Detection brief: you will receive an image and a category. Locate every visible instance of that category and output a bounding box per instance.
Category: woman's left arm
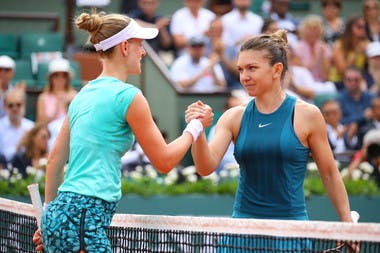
[304,104,353,222]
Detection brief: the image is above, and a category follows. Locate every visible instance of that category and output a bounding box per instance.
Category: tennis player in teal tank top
[34,11,213,253]
[186,30,358,252]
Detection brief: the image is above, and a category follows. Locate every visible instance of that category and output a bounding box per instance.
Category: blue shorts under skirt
[41,191,117,253]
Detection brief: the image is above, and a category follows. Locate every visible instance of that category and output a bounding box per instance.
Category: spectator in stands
[129,0,172,53]
[221,0,263,47]
[0,88,34,163]
[36,58,77,124]
[366,142,380,185]
[268,0,298,34]
[362,0,380,42]
[261,18,280,34]
[347,128,380,180]
[170,0,216,56]
[208,0,233,17]
[367,41,380,94]
[284,45,336,103]
[205,17,242,90]
[330,16,369,90]
[11,123,50,178]
[321,99,358,163]
[0,55,25,118]
[294,14,332,82]
[170,35,226,93]
[320,0,345,47]
[336,67,374,138]
[357,96,380,148]
[207,93,243,173]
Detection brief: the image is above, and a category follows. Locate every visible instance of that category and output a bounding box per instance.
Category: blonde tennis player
[32,10,213,253]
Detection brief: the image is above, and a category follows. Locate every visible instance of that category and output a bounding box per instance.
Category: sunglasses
[7,102,22,109]
[345,77,361,82]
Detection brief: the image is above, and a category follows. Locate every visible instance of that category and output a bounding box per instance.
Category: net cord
[1,197,379,242]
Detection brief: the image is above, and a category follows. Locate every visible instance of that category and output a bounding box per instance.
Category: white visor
[94,19,158,51]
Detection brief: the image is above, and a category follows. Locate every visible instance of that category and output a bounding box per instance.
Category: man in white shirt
[170,36,226,93]
[221,0,263,47]
[0,88,34,162]
[170,0,216,55]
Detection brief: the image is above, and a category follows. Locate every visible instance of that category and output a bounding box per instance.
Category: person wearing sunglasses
[0,88,34,165]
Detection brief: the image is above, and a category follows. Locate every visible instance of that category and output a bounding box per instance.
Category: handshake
[183,100,214,142]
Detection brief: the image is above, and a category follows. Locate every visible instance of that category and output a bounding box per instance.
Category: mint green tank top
[58,77,140,202]
[233,95,310,219]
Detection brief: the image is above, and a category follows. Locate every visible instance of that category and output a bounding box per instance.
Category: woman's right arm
[44,116,70,203]
[126,93,213,174]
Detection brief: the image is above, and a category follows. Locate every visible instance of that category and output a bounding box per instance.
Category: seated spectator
[170,0,216,56]
[0,88,34,163]
[0,153,6,170]
[208,0,233,17]
[366,41,380,94]
[261,18,280,34]
[221,0,263,47]
[357,96,380,148]
[11,123,50,178]
[268,0,299,34]
[170,36,226,93]
[36,58,77,124]
[207,93,243,173]
[337,67,374,126]
[320,0,345,47]
[366,142,380,185]
[321,99,358,163]
[205,17,242,90]
[294,14,332,82]
[121,141,151,172]
[362,0,380,42]
[330,16,369,90]
[129,0,173,53]
[284,46,336,103]
[0,55,25,118]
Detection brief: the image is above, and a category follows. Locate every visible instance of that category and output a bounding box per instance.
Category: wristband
[183,119,203,142]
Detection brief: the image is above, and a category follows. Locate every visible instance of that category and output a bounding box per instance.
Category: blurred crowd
[1,0,380,184]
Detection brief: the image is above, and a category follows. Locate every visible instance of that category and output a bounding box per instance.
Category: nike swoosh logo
[258,123,271,128]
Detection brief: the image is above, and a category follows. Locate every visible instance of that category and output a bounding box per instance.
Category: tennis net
[1,196,380,253]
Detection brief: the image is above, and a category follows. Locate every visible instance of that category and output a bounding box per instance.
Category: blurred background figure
[367,41,380,94]
[268,0,298,34]
[0,55,25,118]
[129,0,173,58]
[205,17,242,90]
[208,0,233,17]
[321,99,358,164]
[221,0,263,47]
[36,58,77,124]
[362,0,380,42]
[170,0,216,56]
[294,14,332,82]
[0,88,34,164]
[330,16,369,90]
[261,18,280,34]
[320,0,344,47]
[170,35,226,93]
[11,123,50,178]
[357,96,380,148]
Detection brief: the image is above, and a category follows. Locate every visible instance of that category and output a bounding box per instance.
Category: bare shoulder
[295,99,322,119]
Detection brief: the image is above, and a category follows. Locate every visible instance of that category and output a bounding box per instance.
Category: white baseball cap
[94,19,158,51]
[367,42,380,58]
[0,55,15,69]
[48,58,71,74]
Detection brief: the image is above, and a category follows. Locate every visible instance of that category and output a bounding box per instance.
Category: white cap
[48,58,70,74]
[0,55,15,69]
[367,42,380,58]
[94,19,158,51]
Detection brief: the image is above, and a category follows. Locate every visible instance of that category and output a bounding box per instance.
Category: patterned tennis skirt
[41,191,117,253]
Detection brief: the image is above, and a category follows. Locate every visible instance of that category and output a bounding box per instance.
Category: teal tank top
[233,95,310,219]
[58,77,140,202]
